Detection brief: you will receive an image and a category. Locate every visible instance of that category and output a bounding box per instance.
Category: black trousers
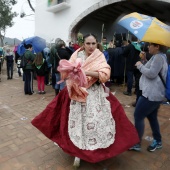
[24,70,33,94]
[7,62,13,78]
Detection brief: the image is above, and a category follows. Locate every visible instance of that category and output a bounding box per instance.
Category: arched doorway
[69,0,170,43]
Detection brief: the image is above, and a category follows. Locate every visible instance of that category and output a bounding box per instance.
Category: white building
[35,0,170,44]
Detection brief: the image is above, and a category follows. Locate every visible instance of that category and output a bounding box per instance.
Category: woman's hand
[139,51,146,60]
[135,61,142,67]
[85,71,99,78]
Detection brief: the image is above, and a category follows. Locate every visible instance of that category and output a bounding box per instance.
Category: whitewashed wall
[35,0,126,44]
[35,0,101,43]
[35,0,170,44]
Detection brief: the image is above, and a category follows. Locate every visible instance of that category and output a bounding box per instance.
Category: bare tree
[27,0,35,12]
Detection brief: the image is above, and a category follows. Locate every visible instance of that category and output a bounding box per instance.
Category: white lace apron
[68,52,116,150]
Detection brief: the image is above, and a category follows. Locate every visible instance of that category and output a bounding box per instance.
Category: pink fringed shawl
[58,48,111,102]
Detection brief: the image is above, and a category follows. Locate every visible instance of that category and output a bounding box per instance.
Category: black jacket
[34,60,48,76]
[123,44,140,71]
[54,48,71,73]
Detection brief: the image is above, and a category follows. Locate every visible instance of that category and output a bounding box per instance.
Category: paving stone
[0,65,170,170]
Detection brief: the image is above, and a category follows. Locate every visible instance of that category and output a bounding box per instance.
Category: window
[48,0,66,7]
[47,0,70,13]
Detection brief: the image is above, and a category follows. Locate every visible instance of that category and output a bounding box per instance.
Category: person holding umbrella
[118,12,169,152]
[129,43,168,152]
[23,44,35,95]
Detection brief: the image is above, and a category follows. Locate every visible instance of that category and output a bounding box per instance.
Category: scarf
[58,48,110,102]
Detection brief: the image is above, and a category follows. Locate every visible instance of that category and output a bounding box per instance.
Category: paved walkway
[0,64,170,170]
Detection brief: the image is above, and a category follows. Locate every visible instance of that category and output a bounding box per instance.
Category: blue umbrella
[17,36,46,56]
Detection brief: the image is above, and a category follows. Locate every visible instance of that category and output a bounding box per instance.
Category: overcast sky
[5,0,35,41]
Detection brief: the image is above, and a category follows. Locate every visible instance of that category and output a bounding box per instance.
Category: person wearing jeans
[129,43,168,152]
[52,40,71,96]
[134,96,161,142]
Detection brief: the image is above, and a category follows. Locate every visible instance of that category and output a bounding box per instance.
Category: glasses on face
[85,42,96,45]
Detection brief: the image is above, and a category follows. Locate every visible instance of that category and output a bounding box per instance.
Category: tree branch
[27,0,35,12]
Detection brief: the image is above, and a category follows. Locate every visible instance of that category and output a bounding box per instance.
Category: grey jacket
[137,53,168,101]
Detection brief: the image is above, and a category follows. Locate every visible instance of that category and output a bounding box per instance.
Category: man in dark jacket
[123,39,140,96]
[23,44,35,95]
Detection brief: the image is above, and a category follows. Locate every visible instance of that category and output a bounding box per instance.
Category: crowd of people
[0,33,169,168]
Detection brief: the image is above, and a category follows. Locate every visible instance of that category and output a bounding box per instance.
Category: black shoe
[55,89,59,96]
[41,91,46,94]
[123,91,132,96]
[132,102,136,107]
[7,77,10,80]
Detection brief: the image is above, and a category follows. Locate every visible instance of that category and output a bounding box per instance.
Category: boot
[55,89,59,96]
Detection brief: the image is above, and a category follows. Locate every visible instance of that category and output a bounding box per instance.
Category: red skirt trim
[31,88,139,163]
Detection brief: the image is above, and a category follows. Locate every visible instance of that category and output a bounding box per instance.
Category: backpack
[159,55,170,102]
[166,65,170,101]
[18,55,28,68]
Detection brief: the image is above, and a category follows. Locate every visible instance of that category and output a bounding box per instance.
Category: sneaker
[147,139,162,152]
[41,91,46,94]
[129,144,141,151]
[38,91,41,94]
[123,91,132,96]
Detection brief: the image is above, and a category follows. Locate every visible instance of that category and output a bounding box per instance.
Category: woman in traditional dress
[31,34,139,168]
